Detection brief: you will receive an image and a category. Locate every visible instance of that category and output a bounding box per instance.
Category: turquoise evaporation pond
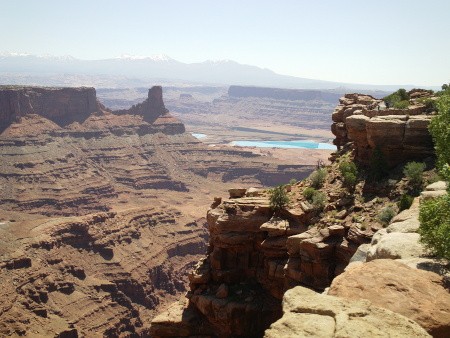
[191,133,207,139]
[231,140,336,150]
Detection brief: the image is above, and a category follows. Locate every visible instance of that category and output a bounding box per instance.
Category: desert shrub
[343,172,357,188]
[339,159,358,189]
[429,92,450,171]
[303,187,326,210]
[378,206,396,225]
[309,168,327,189]
[418,97,437,113]
[369,145,389,180]
[398,194,414,211]
[311,191,327,211]
[269,185,290,212]
[289,178,297,185]
[393,100,409,109]
[303,187,316,201]
[403,161,426,188]
[383,88,410,108]
[419,193,450,259]
[418,89,450,259]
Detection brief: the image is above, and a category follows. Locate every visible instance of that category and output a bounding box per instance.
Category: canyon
[151,90,449,337]
[0,85,321,337]
[1,85,448,337]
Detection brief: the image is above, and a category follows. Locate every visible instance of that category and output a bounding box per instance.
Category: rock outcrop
[114,86,174,125]
[265,286,431,338]
[329,181,450,337]
[329,260,450,338]
[0,86,99,132]
[150,180,384,336]
[151,155,449,336]
[331,91,434,166]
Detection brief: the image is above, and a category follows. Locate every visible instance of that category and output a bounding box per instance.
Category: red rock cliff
[0,86,99,132]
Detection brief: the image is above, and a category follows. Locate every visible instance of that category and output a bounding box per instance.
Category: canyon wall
[0,85,317,336]
[228,85,342,103]
[0,86,99,132]
[151,89,448,337]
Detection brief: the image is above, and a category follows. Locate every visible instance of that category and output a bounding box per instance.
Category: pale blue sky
[1,0,449,86]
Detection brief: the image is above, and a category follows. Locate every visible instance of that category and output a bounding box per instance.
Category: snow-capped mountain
[0,52,423,91]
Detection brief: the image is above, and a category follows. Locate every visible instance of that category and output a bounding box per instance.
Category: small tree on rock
[269,185,290,213]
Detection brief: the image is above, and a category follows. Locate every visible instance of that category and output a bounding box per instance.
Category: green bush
[419,193,450,259]
[429,92,450,171]
[378,206,396,225]
[369,145,389,180]
[303,187,316,201]
[309,168,327,189]
[383,88,410,108]
[403,162,426,188]
[311,191,327,211]
[269,185,290,212]
[393,100,410,109]
[289,178,297,185]
[418,97,437,113]
[398,194,414,211]
[343,172,357,188]
[339,159,358,189]
[303,187,326,210]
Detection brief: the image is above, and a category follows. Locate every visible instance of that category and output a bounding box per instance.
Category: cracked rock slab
[264,286,430,338]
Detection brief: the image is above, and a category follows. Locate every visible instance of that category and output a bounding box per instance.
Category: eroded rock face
[331,91,434,166]
[0,209,209,337]
[0,86,319,336]
[0,86,99,132]
[265,286,430,338]
[150,191,366,336]
[0,86,315,217]
[328,260,450,338]
[114,86,175,125]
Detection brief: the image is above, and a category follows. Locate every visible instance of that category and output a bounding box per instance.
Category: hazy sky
[1,0,449,86]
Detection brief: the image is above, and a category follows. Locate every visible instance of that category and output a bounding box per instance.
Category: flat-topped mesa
[331,90,434,167]
[0,86,99,132]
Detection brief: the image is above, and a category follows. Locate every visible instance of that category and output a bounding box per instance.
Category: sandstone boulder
[367,230,426,260]
[329,260,450,338]
[260,217,289,237]
[425,181,448,191]
[228,188,247,198]
[264,285,430,338]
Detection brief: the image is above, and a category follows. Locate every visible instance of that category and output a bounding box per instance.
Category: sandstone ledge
[265,286,430,338]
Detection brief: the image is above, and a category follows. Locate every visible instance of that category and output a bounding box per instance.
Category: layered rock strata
[331,90,434,166]
[0,86,314,217]
[151,184,375,336]
[0,85,317,336]
[151,170,449,336]
[0,86,99,132]
[0,208,209,337]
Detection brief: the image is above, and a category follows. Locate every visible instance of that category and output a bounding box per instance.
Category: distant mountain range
[0,52,437,91]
